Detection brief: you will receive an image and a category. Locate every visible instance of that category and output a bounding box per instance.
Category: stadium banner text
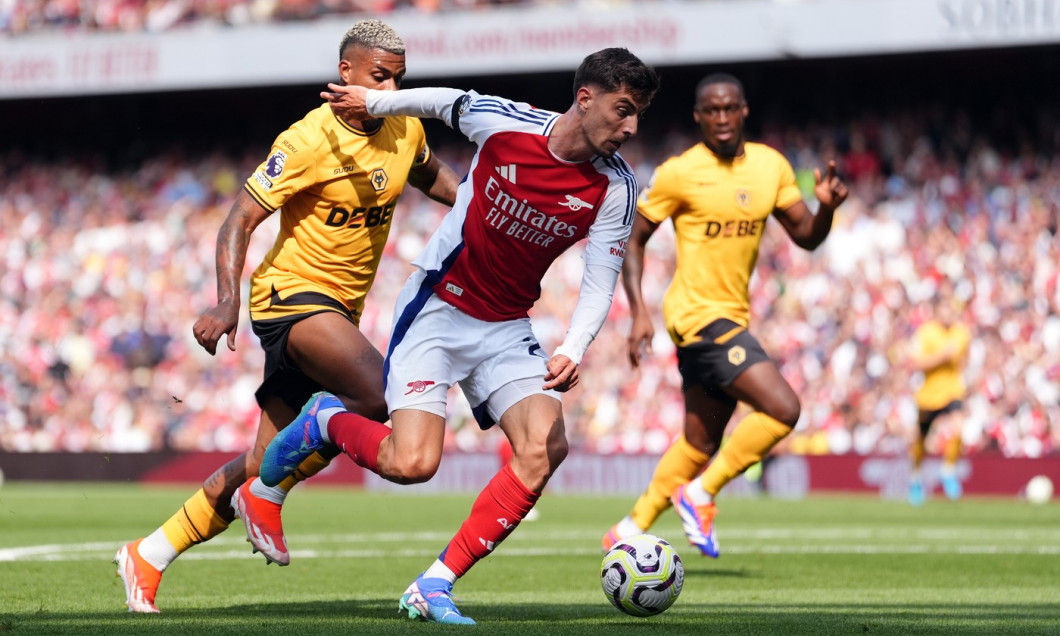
[3,0,1060,99]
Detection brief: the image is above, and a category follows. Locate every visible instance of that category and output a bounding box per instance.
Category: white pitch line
[3,527,1060,563]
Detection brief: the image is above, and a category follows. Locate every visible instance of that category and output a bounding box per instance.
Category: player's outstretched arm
[774,160,849,251]
[622,213,661,368]
[323,83,467,125]
[192,190,272,355]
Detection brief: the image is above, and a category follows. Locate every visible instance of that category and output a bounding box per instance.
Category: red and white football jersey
[414,91,636,322]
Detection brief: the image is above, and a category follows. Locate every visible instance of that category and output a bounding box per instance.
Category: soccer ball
[601,534,684,617]
[1026,475,1054,505]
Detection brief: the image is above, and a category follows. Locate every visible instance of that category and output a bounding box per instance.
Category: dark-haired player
[602,73,848,557]
[113,20,459,613]
[262,47,660,624]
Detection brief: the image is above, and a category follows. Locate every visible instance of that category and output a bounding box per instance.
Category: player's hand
[193,299,239,356]
[813,160,849,210]
[627,313,655,368]
[321,83,371,124]
[543,354,579,392]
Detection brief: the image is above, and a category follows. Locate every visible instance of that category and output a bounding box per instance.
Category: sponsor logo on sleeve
[457,94,472,116]
[265,151,287,179]
[253,171,273,190]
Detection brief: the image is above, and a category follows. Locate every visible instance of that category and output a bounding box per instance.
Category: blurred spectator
[0,0,538,33]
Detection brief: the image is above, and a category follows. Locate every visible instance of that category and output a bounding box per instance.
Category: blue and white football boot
[258,391,341,487]
[670,483,720,558]
[940,470,963,501]
[399,573,476,625]
[908,477,926,507]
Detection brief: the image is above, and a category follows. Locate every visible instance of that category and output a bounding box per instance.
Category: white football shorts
[384,269,560,429]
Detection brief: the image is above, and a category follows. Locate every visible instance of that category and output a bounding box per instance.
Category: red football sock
[325,412,389,474]
[440,463,539,577]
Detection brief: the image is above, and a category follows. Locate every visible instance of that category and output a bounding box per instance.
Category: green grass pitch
[1,482,1058,635]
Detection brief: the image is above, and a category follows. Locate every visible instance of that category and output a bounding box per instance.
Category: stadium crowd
[1,103,1058,459]
[4,0,536,34]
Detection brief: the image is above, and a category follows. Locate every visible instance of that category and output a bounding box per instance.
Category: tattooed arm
[192,190,273,355]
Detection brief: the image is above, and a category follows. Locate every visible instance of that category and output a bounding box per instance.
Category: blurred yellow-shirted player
[907,295,972,505]
[112,20,460,613]
[603,73,848,557]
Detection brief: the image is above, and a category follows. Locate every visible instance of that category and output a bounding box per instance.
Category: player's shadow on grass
[681,566,753,579]
[7,601,1060,635]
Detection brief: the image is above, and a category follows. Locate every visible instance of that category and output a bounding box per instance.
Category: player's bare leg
[669,385,737,557]
[236,312,388,562]
[404,395,565,624]
[605,387,729,550]
[232,400,296,564]
[700,360,799,492]
[286,312,388,424]
[115,452,245,612]
[938,411,964,500]
[675,362,797,556]
[909,410,931,505]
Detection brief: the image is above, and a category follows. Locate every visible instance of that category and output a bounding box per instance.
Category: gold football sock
[277,451,333,492]
[700,413,791,497]
[630,435,710,530]
[160,488,230,553]
[910,437,926,470]
[943,435,962,466]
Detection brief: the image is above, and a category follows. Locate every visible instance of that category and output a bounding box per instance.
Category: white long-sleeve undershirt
[553,261,620,366]
[366,87,467,127]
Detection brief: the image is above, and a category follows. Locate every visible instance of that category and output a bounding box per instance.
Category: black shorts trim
[918,400,963,435]
[251,290,353,411]
[676,318,770,393]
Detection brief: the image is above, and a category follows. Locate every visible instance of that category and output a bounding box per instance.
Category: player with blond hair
[113,20,459,613]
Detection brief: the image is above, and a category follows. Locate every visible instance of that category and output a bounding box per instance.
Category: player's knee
[771,397,801,428]
[509,437,566,484]
[518,435,568,478]
[386,452,439,485]
[547,435,569,468]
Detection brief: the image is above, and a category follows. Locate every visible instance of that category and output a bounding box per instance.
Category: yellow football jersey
[913,320,971,411]
[638,142,803,344]
[244,103,431,324]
